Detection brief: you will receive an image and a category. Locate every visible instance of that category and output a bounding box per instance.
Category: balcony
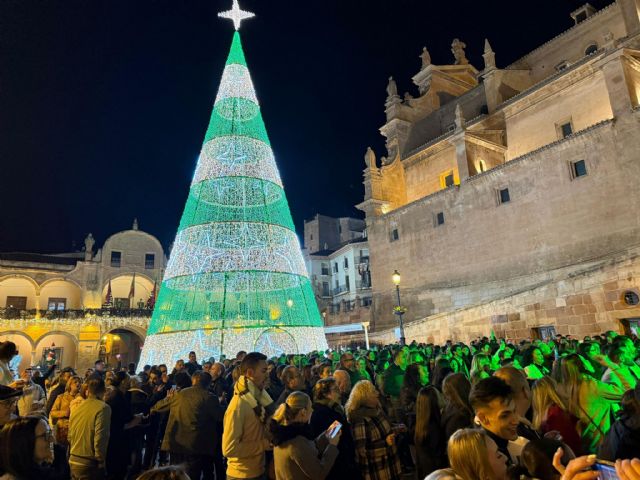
[332,285,349,296]
[356,280,371,290]
[0,307,153,320]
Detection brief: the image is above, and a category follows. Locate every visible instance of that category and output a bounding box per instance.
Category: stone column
[619,0,640,37]
[450,132,470,181]
[600,53,635,120]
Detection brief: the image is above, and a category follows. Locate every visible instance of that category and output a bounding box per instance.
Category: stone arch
[102,273,155,308]
[39,277,82,290]
[39,279,83,310]
[34,330,79,369]
[0,330,36,350]
[0,274,40,291]
[101,326,145,369]
[0,274,40,309]
[0,331,36,373]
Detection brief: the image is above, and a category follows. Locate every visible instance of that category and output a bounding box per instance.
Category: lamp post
[392,270,406,346]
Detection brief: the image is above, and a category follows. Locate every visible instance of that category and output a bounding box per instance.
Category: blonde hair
[531,376,568,430]
[345,380,377,421]
[271,391,310,426]
[448,429,495,480]
[65,376,82,394]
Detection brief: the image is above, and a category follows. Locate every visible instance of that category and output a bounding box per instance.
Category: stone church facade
[0,221,166,372]
[357,1,640,344]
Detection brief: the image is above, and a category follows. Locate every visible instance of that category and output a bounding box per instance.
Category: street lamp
[392,270,406,346]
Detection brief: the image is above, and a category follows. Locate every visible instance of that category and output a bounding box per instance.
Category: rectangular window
[391,228,399,241]
[571,160,587,178]
[560,122,573,138]
[145,253,155,269]
[322,282,330,297]
[5,296,27,310]
[110,251,122,268]
[436,212,445,226]
[344,258,349,269]
[445,173,455,187]
[48,298,66,311]
[321,263,329,276]
[345,276,350,291]
[333,262,338,273]
[499,188,510,204]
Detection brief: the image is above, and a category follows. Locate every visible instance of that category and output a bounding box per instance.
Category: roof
[308,237,368,257]
[0,252,81,266]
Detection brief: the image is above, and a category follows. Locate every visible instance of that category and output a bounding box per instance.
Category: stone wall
[368,244,640,344]
[367,113,640,332]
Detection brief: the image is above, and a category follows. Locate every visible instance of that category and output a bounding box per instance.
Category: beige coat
[222,381,272,478]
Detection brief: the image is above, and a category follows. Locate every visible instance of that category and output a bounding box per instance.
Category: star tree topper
[218,0,255,31]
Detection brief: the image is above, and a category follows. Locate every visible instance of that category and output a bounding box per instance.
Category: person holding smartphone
[269,390,341,479]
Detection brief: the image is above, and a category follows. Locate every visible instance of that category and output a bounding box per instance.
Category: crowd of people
[0,330,640,480]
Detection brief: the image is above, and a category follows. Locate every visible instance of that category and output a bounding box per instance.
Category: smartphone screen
[595,461,619,480]
[330,423,342,438]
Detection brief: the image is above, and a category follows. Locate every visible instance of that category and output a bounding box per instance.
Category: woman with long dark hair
[414,386,446,479]
[440,373,474,439]
[0,415,62,479]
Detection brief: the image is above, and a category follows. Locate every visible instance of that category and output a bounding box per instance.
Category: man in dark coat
[185,351,202,376]
[151,371,223,480]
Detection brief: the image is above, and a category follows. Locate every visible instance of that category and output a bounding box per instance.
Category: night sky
[0,0,613,253]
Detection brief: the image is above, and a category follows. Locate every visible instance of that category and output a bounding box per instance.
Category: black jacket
[151,385,223,455]
[309,402,361,480]
[440,402,473,440]
[599,419,640,462]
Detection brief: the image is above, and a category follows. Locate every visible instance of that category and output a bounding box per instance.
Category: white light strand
[214,64,258,105]
[164,223,308,280]
[193,136,283,188]
[138,326,328,365]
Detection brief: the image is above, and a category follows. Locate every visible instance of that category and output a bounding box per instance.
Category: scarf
[348,406,380,423]
[314,398,346,417]
[234,375,274,423]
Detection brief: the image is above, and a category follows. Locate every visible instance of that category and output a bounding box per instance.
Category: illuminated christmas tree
[139,1,327,366]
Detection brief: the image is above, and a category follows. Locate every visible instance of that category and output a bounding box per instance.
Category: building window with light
[48,298,66,311]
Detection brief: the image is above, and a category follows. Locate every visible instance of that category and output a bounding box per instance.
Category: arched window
[584,43,598,56]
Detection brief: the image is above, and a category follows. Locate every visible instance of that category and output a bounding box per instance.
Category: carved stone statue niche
[451,38,469,65]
